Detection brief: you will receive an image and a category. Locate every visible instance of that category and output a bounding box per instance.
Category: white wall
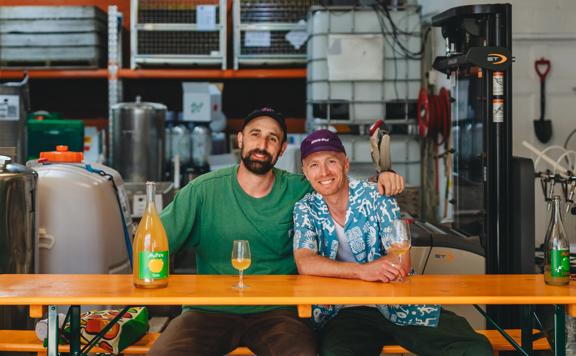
[421,0,576,244]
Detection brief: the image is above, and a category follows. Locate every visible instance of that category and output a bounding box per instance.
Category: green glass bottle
[544,196,570,286]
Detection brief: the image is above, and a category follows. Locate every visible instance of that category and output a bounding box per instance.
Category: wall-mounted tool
[534,57,552,143]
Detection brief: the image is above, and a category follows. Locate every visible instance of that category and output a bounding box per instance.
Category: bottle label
[551,249,570,278]
[139,251,169,280]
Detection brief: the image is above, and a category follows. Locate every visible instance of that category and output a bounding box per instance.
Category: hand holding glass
[231,240,251,289]
[388,219,411,282]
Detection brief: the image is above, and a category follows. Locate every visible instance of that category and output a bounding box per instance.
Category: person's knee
[146,333,176,356]
[148,311,240,355]
[277,329,317,356]
[243,313,317,356]
[272,329,317,356]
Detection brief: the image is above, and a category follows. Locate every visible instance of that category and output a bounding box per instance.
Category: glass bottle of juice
[544,195,570,286]
[133,181,169,288]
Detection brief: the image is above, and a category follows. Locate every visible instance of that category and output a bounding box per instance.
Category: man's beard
[241,148,277,175]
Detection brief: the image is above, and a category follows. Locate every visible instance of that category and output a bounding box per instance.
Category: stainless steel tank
[110,97,166,182]
[0,155,37,330]
[0,75,29,163]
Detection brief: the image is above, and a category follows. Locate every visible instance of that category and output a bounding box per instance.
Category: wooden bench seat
[0,329,550,355]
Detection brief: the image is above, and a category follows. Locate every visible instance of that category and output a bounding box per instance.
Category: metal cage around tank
[233,0,317,69]
[306,4,422,128]
[131,0,227,69]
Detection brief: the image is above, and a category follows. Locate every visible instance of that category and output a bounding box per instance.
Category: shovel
[534,58,552,143]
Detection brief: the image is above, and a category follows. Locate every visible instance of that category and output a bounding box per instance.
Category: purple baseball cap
[300,129,346,160]
[242,107,287,141]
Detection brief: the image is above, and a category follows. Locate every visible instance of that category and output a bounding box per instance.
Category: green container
[27,119,84,161]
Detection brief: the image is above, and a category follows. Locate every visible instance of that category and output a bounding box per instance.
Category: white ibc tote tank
[29,146,132,275]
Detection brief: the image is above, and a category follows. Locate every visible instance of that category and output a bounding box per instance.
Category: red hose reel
[417,87,451,146]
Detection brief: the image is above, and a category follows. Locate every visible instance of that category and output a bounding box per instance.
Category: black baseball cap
[242,107,288,141]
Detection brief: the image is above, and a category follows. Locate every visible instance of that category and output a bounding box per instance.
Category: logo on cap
[311,138,330,144]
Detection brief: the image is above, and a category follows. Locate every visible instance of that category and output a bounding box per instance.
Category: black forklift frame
[432,4,565,356]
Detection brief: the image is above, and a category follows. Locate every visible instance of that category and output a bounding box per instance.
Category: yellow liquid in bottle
[133,184,169,289]
[231,258,251,271]
[544,265,570,286]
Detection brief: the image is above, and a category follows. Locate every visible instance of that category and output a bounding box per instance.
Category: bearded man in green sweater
[149,107,404,356]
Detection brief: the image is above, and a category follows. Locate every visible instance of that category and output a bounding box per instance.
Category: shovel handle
[534,58,551,82]
[369,119,383,137]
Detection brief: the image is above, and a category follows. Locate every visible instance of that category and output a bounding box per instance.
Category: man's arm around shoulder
[375,171,405,196]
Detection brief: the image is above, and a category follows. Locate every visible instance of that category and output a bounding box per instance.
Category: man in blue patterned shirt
[293,129,492,356]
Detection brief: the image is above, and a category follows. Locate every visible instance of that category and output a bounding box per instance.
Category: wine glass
[388,219,411,282]
[231,240,251,289]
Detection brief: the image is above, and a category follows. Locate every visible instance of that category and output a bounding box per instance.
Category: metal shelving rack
[306,4,422,128]
[130,0,227,69]
[233,0,315,69]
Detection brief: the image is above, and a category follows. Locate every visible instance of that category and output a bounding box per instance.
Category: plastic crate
[306,5,422,125]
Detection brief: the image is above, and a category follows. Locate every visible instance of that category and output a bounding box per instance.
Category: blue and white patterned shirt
[293,179,441,328]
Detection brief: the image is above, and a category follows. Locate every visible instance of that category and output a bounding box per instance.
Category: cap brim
[242,111,287,137]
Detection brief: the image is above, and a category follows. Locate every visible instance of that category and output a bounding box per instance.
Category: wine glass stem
[239,270,244,288]
[397,255,404,281]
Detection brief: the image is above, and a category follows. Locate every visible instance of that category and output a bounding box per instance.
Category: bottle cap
[39,145,83,163]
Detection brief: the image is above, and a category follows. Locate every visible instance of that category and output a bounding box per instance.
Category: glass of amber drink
[232,240,251,289]
[389,219,411,282]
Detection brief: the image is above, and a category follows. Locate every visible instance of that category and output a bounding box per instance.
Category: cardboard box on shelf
[182,82,222,123]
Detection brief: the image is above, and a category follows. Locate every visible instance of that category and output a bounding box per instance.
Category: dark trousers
[319,307,493,356]
[147,308,317,356]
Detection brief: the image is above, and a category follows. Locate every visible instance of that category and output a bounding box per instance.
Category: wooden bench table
[0,329,551,355]
[0,274,572,355]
